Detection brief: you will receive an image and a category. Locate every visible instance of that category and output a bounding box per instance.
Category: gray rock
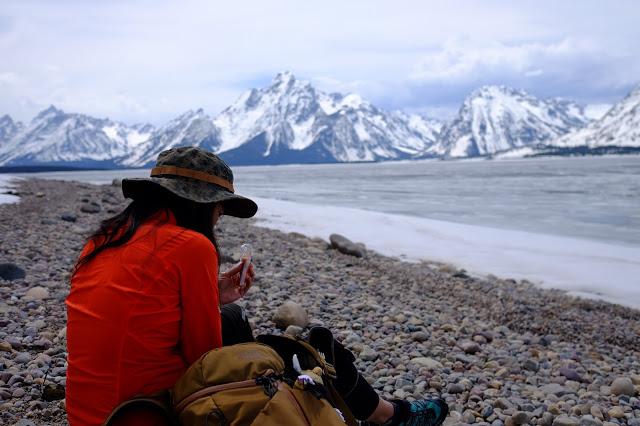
[411,331,430,342]
[462,409,476,423]
[272,301,309,329]
[611,377,635,396]
[494,398,513,409]
[541,383,571,396]
[359,345,378,361]
[61,212,77,222]
[447,383,465,394]
[579,415,603,426]
[80,202,101,213]
[459,340,481,354]
[410,357,443,369]
[511,411,530,425]
[13,352,31,364]
[12,388,26,398]
[0,388,11,400]
[523,359,539,372]
[284,325,304,338]
[0,263,25,281]
[560,367,583,382]
[112,178,122,187]
[15,420,36,426]
[552,416,580,426]
[329,234,365,258]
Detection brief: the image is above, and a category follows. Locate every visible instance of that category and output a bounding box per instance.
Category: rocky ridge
[0,179,639,425]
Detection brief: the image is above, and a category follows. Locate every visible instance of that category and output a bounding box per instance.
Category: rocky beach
[0,178,639,426]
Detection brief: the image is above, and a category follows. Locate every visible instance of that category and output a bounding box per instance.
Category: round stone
[272,301,309,329]
[24,287,49,301]
[611,377,635,396]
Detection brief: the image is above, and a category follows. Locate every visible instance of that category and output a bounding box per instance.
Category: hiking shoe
[387,398,449,426]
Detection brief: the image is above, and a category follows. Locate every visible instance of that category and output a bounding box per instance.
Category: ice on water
[0,174,20,204]
[251,196,640,309]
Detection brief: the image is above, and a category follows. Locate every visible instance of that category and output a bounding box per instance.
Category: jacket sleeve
[174,234,223,365]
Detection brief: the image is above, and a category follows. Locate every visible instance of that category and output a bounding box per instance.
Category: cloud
[1,1,639,123]
[0,72,17,84]
[409,38,601,83]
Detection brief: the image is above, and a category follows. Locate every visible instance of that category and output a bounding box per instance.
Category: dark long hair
[73,185,219,276]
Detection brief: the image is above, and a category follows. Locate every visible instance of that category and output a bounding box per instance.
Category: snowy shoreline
[249,196,640,309]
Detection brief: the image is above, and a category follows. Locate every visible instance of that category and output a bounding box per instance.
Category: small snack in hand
[239,243,252,288]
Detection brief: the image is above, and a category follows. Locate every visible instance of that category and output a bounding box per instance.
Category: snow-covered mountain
[546,84,640,152]
[2,74,637,168]
[437,86,591,158]
[0,115,24,146]
[215,72,441,165]
[0,106,154,167]
[0,73,443,167]
[122,109,220,167]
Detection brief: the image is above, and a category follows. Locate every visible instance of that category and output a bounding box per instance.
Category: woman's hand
[218,261,255,305]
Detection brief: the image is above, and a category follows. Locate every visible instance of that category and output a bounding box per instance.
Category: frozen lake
[2,155,639,307]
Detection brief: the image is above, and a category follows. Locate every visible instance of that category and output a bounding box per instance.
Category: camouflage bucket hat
[121,147,258,218]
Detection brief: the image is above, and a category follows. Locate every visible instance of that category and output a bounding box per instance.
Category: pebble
[447,383,465,394]
[272,301,309,329]
[329,234,365,258]
[606,406,624,419]
[459,340,481,354]
[359,345,378,361]
[552,416,580,426]
[610,377,635,396]
[410,357,443,369]
[560,366,583,382]
[12,388,26,398]
[284,325,303,338]
[510,411,529,425]
[14,352,31,364]
[80,202,101,213]
[24,286,49,301]
[60,213,77,222]
[411,331,429,342]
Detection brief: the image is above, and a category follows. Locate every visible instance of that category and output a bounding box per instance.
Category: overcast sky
[1,0,639,124]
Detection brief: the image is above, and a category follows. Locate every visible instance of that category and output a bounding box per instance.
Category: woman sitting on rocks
[65,146,448,426]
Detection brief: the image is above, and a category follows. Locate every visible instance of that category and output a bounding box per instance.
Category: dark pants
[220,304,380,420]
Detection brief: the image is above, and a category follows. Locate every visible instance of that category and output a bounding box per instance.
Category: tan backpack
[171,334,358,426]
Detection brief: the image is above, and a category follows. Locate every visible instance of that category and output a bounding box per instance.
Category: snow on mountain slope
[5,74,635,167]
[550,84,640,149]
[439,86,591,157]
[0,115,24,145]
[122,109,220,167]
[215,72,440,164]
[0,106,152,167]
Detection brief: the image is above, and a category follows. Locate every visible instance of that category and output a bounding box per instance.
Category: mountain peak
[272,71,296,86]
[471,85,525,99]
[34,105,65,121]
[441,86,590,157]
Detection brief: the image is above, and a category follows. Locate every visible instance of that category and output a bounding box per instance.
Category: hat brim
[122,177,258,219]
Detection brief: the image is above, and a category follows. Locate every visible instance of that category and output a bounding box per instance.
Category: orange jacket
[65,210,222,426]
